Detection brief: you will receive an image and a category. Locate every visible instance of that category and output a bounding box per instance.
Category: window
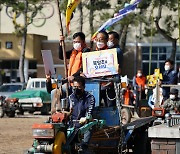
[0,60,18,69]
[29,61,37,69]
[5,41,13,49]
[41,81,46,88]
[142,45,180,75]
[35,82,40,88]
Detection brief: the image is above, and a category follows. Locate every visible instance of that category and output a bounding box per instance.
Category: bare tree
[2,0,54,82]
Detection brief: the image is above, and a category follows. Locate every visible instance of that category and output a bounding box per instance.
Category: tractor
[27,76,145,154]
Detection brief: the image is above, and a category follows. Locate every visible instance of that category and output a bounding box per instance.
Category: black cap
[170,88,179,95]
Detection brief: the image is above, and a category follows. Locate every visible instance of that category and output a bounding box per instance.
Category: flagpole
[56,0,69,96]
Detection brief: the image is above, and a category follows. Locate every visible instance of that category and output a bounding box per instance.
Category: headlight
[154,110,162,116]
[33,129,54,138]
[33,102,43,107]
[152,108,165,117]
[32,124,54,138]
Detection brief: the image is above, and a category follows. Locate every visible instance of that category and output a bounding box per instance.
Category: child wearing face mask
[161,59,177,101]
[163,88,180,114]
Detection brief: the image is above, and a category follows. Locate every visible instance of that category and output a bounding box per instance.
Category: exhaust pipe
[36,144,53,153]
[27,144,53,154]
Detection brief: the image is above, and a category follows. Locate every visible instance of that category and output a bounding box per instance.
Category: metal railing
[165,113,180,127]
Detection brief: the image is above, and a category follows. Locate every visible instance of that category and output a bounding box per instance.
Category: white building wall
[0,1,179,43]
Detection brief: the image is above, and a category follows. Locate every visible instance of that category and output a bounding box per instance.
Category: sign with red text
[82,48,118,78]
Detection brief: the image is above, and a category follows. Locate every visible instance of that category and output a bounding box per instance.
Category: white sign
[82,48,118,78]
[41,50,55,75]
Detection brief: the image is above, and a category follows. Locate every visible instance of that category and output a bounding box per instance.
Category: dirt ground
[0,115,48,154]
[0,113,139,154]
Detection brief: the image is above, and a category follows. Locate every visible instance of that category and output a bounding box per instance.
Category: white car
[0,83,26,98]
[9,78,52,115]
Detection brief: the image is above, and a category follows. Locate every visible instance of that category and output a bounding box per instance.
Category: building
[0,1,180,82]
[0,33,47,83]
[1,33,180,84]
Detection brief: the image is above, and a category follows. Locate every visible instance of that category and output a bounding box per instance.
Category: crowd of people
[128,59,180,115]
[45,30,180,153]
[46,31,123,153]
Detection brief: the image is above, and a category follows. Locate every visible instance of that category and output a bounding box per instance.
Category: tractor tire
[53,131,66,154]
[28,111,34,114]
[41,104,50,115]
[17,107,24,115]
[7,110,15,117]
[0,107,4,118]
[121,108,131,124]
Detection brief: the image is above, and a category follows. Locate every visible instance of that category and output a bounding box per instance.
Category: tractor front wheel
[6,110,15,117]
[121,108,131,124]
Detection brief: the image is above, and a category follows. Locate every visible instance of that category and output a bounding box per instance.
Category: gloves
[145,89,148,95]
[152,105,154,109]
[79,117,87,124]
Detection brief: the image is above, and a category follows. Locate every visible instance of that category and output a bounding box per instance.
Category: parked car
[8,78,52,116]
[0,83,26,98]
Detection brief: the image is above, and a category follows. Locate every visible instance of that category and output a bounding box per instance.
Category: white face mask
[137,73,142,77]
[164,65,170,71]
[96,42,105,49]
[170,94,176,100]
[73,43,81,51]
[107,41,114,48]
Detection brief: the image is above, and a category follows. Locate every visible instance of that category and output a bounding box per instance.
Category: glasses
[95,38,105,42]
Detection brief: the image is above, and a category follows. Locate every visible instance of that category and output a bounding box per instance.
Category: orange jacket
[68,49,82,77]
[123,89,134,105]
[135,76,146,90]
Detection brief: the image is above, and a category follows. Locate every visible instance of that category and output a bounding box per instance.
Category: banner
[66,0,81,33]
[82,48,118,78]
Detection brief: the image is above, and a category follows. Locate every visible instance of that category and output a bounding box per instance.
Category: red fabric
[135,76,146,90]
[124,90,133,105]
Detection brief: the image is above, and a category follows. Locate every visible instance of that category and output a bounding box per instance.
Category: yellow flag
[66,0,81,33]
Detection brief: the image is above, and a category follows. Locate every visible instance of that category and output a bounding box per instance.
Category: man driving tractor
[68,76,95,153]
[47,76,95,153]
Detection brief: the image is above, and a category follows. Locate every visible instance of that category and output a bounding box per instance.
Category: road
[0,113,48,154]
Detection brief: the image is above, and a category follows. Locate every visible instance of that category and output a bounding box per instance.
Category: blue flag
[92,0,142,40]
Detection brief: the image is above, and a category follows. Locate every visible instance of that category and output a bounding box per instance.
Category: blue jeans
[80,129,92,153]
